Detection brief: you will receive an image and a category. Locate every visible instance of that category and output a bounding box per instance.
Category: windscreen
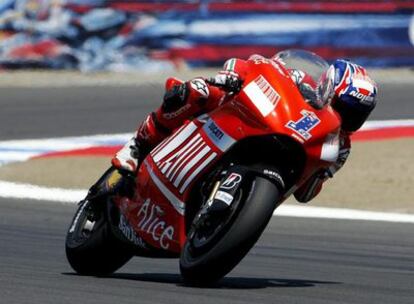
[273,49,334,109]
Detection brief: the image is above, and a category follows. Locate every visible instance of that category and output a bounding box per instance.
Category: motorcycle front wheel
[65,198,133,276]
[180,175,282,285]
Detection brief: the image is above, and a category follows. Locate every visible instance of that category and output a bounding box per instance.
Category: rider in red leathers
[97,54,377,204]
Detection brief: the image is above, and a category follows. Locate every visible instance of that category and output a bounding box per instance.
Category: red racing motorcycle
[65,50,341,285]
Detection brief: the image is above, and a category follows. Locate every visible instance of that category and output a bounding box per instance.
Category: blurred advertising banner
[0,1,413,71]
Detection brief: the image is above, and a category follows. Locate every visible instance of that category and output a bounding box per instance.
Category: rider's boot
[85,112,170,201]
[84,166,131,201]
[86,76,190,202]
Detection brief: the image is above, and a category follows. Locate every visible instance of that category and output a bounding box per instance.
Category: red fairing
[115,118,233,252]
[115,56,341,253]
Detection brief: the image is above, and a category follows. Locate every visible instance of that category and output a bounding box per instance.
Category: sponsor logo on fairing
[286,110,320,140]
[251,56,287,76]
[119,214,147,249]
[252,57,272,66]
[156,136,217,193]
[203,119,235,152]
[151,122,218,193]
[243,75,280,116]
[136,199,174,250]
[220,173,242,190]
[214,190,234,205]
[207,121,224,140]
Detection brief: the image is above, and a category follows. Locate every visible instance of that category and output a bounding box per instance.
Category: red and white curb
[0,119,413,223]
[352,119,414,141]
[0,133,131,165]
[0,119,413,166]
[0,180,413,224]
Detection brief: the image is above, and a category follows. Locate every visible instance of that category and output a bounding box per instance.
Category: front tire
[65,199,133,275]
[180,176,282,285]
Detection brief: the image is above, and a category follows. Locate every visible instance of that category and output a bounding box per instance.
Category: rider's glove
[209,70,242,93]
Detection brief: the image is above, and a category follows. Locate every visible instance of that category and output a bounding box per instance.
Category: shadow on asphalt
[63,272,341,289]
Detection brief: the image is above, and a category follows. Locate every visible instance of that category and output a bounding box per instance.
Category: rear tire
[180,176,281,285]
[65,199,133,276]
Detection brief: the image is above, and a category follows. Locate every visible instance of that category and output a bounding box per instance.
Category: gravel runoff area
[0,68,412,88]
[0,138,412,213]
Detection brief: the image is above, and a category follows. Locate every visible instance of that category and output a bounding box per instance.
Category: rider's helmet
[273,50,377,132]
[331,59,377,132]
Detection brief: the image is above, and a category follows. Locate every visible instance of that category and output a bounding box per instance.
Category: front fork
[202,164,285,215]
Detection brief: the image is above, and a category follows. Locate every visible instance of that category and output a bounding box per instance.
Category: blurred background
[0,0,413,71]
[0,3,413,302]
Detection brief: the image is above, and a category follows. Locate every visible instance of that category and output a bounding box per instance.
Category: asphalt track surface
[0,82,413,303]
[1,198,413,304]
[0,81,412,140]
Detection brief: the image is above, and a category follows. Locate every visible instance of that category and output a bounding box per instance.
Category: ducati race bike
[65,50,341,285]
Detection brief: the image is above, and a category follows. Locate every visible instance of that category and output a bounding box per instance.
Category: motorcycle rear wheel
[180,176,281,285]
[65,199,133,276]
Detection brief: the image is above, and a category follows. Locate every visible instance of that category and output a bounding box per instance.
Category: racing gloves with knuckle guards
[208,70,243,93]
[162,71,243,115]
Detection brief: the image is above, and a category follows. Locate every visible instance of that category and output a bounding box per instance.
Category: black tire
[65,199,133,276]
[180,176,281,285]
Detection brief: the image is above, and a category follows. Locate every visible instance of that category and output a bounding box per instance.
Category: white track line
[275,205,414,224]
[0,181,86,203]
[0,180,413,224]
[361,119,414,130]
